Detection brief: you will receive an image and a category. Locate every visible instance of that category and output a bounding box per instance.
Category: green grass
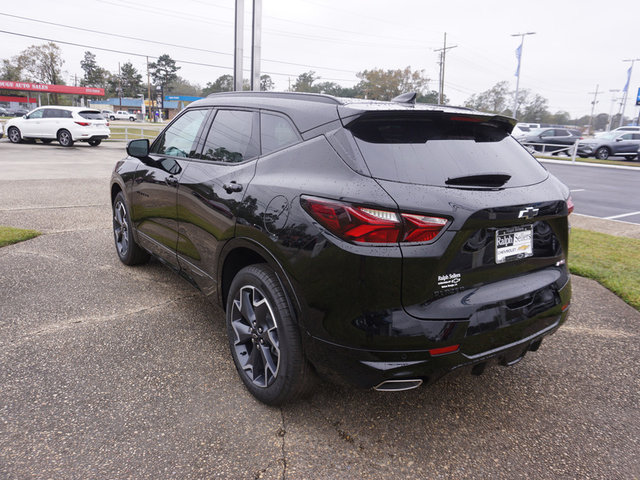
[0,226,41,247]
[108,126,162,140]
[569,228,640,310]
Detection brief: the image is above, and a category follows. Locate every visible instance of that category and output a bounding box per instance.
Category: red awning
[0,80,104,96]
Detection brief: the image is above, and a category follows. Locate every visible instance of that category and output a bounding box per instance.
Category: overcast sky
[1,0,639,119]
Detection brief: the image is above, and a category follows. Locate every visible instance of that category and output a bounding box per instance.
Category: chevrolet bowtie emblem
[518,206,539,219]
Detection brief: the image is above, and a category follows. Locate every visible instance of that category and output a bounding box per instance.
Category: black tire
[112,192,149,265]
[7,127,22,143]
[623,155,636,161]
[88,139,102,146]
[109,115,116,121]
[595,147,610,160]
[226,264,314,405]
[129,117,135,122]
[57,129,74,147]
[41,139,53,144]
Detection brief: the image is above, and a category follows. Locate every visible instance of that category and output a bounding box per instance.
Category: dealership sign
[0,80,105,96]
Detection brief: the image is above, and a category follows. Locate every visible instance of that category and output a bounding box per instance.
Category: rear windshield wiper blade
[445,173,511,188]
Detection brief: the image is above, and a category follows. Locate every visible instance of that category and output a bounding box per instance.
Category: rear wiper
[445,173,511,188]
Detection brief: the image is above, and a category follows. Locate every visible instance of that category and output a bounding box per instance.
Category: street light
[511,32,536,118]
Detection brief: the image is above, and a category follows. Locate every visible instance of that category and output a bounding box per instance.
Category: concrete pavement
[1,140,639,479]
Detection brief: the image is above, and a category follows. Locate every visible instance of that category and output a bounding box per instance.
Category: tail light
[567,196,574,214]
[106,122,110,126]
[75,121,90,126]
[300,196,448,244]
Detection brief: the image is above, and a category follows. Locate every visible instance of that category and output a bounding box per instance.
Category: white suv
[5,106,110,147]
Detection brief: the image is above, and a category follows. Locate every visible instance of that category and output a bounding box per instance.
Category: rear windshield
[79,110,104,120]
[349,116,548,187]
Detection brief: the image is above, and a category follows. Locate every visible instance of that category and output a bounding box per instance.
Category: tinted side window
[27,109,44,119]
[43,109,58,118]
[151,109,208,158]
[200,110,259,163]
[632,134,640,140]
[621,133,632,140]
[261,113,300,155]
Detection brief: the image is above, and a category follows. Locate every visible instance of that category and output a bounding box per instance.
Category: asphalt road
[543,160,640,224]
[1,140,639,479]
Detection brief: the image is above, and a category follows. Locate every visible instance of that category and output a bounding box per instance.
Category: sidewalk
[571,213,640,240]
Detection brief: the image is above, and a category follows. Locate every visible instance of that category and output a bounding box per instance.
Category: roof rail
[205,91,341,105]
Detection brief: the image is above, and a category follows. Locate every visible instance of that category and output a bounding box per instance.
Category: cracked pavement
[1,141,639,479]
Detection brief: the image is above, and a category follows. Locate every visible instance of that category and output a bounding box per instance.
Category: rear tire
[57,129,74,147]
[226,264,314,405]
[112,192,149,265]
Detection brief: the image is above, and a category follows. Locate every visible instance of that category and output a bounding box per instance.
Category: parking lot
[1,140,639,479]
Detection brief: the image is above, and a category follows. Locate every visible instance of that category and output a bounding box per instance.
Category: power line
[0,29,356,82]
[0,12,359,74]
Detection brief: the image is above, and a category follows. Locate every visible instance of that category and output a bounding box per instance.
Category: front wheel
[112,192,149,265]
[595,147,610,160]
[129,117,135,122]
[88,139,101,146]
[57,129,74,147]
[226,264,314,405]
[8,127,22,143]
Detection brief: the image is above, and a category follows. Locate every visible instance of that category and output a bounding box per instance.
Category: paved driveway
[1,141,639,479]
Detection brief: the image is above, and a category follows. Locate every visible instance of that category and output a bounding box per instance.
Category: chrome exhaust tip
[373,379,423,392]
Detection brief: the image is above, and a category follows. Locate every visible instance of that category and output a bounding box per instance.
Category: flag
[515,43,522,77]
[622,65,632,93]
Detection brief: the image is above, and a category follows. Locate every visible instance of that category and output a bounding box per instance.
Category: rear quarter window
[349,116,548,187]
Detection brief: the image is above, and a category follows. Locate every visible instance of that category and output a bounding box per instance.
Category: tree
[16,42,65,103]
[119,62,144,97]
[464,81,510,114]
[292,71,319,92]
[260,74,274,92]
[355,67,430,101]
[80,51,108,89]
[417,90,444,104]
[202,74,234,95]
[520,93,549,123]
[168,76,201,96]
[1,58,23,81]
[148,54,180,91]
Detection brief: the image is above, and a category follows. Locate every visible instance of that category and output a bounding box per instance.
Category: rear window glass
[349,116,548,187]
[79,110,104,120]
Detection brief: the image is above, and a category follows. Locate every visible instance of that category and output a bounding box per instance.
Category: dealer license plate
[495,226,533,264]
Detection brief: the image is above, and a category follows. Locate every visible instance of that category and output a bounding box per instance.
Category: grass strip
[569,228,640,310]
[537,155,640,167]
[0,226,41,247]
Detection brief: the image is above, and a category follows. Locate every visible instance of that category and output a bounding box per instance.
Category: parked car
[0,122,4,139]
[576,131,640,160]
[517,127,582,154]
[100,109,113,118]
[5,106,110,147]
[0,106,9,116]
[109,110,136,121]
[111,92,572,405]
[594,125,640,138]
[7,107,30,117]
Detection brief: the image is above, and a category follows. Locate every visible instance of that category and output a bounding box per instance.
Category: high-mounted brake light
[300,196,448,244]
[75,121,90,126]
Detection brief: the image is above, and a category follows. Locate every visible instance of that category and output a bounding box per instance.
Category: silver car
[576,131,640,160]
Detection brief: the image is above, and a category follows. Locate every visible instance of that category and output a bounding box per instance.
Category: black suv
[111,92,572,405]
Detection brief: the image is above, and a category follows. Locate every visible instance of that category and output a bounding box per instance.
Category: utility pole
[434,33,457,105]
[587,84,600,134]
[251,0,262,91]
[118,62,122,110]
[619,58,640,127]
[234,0,244,91]
[146,56,151,122]
[511,32,536,118]
[607,89,620,131]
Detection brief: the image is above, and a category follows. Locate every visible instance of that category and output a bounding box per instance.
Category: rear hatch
[78,110,109,128]
[337,108,570,323]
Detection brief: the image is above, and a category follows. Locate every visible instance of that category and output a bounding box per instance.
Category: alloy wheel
[230,285,280,388]
[113,200,129,257]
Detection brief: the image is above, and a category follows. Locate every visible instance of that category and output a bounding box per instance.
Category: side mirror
[127,138,149,158]
[615,137,623,142]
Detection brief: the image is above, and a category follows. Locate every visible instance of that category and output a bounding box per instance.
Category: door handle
[165,176,179,188]
[223,181,243,193]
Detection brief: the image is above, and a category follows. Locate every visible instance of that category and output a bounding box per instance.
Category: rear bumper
[306,310,568,389]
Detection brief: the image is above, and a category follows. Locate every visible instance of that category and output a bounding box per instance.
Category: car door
[614,133,638,155]
[41,108,63,139]
[130,108,210,268]
[20,108,45,137]
[175,108,260,295]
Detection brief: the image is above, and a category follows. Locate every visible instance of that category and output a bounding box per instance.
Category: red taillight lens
[301,196,447,244]
[75,121,90,126]
[106,122,110,127]
[567,196,574,214]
